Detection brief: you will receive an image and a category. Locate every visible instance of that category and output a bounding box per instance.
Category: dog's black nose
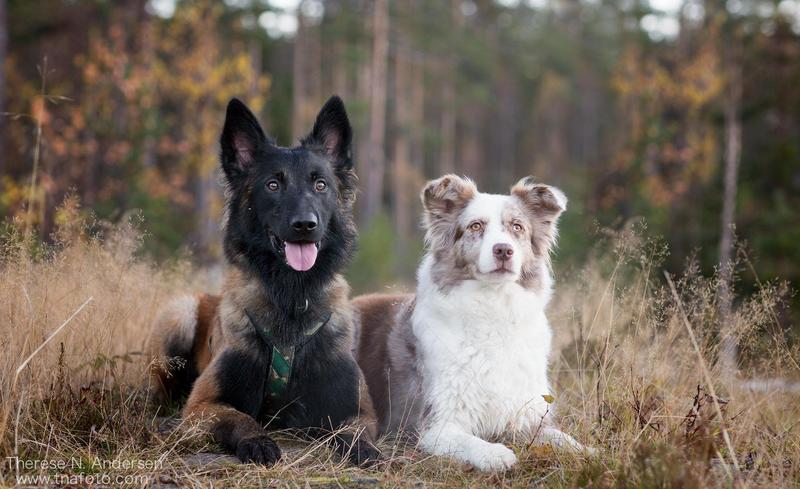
[493,243,514,261]
[291,214,318,232]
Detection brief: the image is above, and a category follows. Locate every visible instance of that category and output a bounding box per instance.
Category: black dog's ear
[304,95,353,169]
[220,98,268,183]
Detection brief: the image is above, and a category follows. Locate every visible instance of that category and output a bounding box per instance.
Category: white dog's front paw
[469,442,517,472]
[537,426,597,456]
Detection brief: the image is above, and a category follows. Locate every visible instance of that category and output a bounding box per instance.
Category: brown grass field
[1,208,798,488]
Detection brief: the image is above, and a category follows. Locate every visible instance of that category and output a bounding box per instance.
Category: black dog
[150,96,380,466]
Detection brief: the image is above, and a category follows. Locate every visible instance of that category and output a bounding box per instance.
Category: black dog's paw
[235,434,282,466]
[347,438,382,468]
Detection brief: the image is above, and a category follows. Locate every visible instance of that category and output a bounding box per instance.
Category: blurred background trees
[1,0,799,324]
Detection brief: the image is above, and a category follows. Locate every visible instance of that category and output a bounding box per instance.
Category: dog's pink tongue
[284,242,318,271]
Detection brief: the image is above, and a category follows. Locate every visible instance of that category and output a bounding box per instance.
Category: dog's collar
[244,309,331,401]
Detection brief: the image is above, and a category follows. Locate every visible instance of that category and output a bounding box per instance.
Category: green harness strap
[244,309,331,401]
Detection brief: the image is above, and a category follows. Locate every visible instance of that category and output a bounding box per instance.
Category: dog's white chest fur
[412,260,554,439]
[376,176,588,471]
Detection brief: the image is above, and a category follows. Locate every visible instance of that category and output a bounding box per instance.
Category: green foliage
[126,187,193,260]
[348,212,404,295]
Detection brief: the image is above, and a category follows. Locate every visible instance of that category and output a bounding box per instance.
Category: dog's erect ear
[304,95,353,169]
[220,98,268,183]
[511,176,567,255]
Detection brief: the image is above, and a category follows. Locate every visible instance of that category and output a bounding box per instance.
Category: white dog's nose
[492,243,514,262]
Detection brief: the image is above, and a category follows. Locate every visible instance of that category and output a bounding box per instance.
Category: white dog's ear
[511,177,567,256]
[420,174,477,249]
[421,174,477,223]
[511,177,567,222]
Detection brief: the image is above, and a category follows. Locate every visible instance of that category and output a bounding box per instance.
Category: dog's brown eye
[267,180,279,192]
[512,223,524,233]
[469,222,483,232]
[315,179,327,192]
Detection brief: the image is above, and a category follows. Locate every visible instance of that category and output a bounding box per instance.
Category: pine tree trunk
[361,0,389,223]
[438,0,461,176]
[307,12,322,125]
[392,32,412,264]
[717,54,742,374]
[491,67,517,191]
[292,6,308,142]
[193,22,220,264]
[461,106,482,181]
[140,10,156,170]
[355,49,372,204]
[439,72,456,174]
[332,39,348,100]
[410,51,425,175]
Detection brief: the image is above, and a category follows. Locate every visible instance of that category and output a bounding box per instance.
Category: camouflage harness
[244,308,331,401]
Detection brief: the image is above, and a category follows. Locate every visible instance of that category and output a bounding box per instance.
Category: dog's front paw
[470,442,517,472]
[335,432,382,467]
[348,438,382,467]
[235,434,282,466]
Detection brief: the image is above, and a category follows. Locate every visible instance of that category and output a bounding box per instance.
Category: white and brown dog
[354,175,590,471]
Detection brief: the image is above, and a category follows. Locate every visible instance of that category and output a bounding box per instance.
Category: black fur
[211,417,282,466]
[221,96,357,325]
[333,432,380,467]
[215,349,269,418]
[208,343,276,464]
[213,97,378,466]
[283,331,380,467]
[279,328,361,429]
[161,336,199,403]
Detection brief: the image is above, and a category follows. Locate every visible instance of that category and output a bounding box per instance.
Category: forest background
[2,2,800,486]
[1,0,798,328]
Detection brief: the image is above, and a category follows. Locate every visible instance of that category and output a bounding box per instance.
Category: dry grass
[0,210,798,488]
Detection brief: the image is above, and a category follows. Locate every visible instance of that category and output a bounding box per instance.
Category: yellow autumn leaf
[542,394,555,404]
